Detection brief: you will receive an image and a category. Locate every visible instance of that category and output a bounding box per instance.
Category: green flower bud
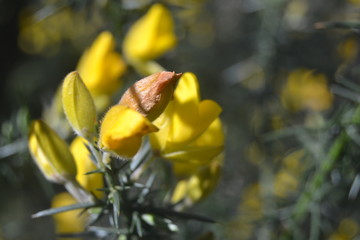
[62,71,97,139]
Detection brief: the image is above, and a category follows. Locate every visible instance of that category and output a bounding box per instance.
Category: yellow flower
[51,192,87,239]
[239,184,263,220]
[70,137,104,199]
[62,71,97,139]
[281,69,333,112]
[77,31,127,99]
[329,218,359,240]
[348,0,360,6]
[226,184,263,239]
[99,105,158,158]
[171,154,223,204]
[149,72,224,205]
[150,72,223,168]
[119,71,182,121]
[338,35,358,63]
[28,120,77,184]
[273,170,299,198]
[123,4,177,62]
[18,7,96,56]
[273,149,305,199]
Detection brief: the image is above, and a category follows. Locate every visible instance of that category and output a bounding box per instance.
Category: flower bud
[28,120,77,184]
[119,71,182,121]
[62,71,97,139]
[99,105,158,159]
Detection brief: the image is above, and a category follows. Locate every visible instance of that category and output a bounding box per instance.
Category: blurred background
[2,0,360,239]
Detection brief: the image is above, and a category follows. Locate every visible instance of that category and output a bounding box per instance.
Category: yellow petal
[193,117,224,147]
[150,72,223,153]
[77,31,127,97]
[172,161,203,177]
[123,4,177,61]
[163,118,224,164]
[167,118,224,175]
[149,101,174,151]
[166,72,201,144]
[173,72,200,107]
[171,154,223,203]
[28,120,76,184]
[187,155,222,202]
[70,137,104,199]
[51,192,87,237]
[168,99,222,147]
[196,100,223,139]
[99,105,158,158]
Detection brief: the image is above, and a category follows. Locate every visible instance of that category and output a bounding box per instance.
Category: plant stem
[291,131,348,222]
[65,178,95,203]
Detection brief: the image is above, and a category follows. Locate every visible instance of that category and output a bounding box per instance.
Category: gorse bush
[3,0,360,239]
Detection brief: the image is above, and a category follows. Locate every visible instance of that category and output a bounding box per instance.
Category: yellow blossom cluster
[27,2,224,235]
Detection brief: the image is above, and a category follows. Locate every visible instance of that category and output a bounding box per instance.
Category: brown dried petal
[119,71,182,121]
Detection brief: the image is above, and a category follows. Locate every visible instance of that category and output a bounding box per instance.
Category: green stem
[64,178,95,203]
[292,131,348,222]
[0,138,27,159]
[88,144,126,229]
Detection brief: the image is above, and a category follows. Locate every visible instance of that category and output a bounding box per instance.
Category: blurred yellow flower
[62,71,97,140]
[77,31,127,105]
[51,192,87,239]
[239,184,263,222]
[227,183,263,239]
[123,4,177,62]
[281,69,333,112]
[18,7,98,55]
[273,170,299,198]
[28,120,76,184]
[348,0,360,7]
[282,149,305,174]
[273,149,305,198]
[99,105,158,158]
[119,71,182,121]
[338,35,359,63]
[329,218,359,240]
[70,137,104,199]
[150,72,223,168]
